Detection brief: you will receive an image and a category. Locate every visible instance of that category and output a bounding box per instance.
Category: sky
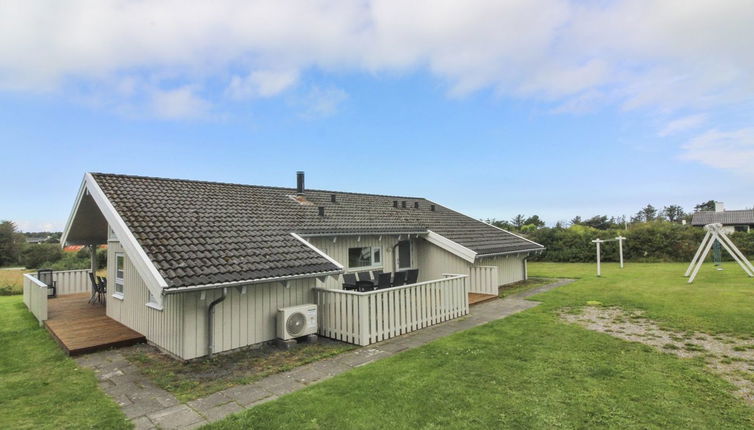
[1,0,753,232]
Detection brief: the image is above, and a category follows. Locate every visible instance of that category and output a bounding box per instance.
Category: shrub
[525,223,751,263]
[20,244,62,269]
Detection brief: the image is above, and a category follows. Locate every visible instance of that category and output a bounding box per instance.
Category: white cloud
[294,86,348,118]
[0,0,753,117]
[226,69,298,99]
[150,86,210,119]
[681,128,754,177]
[658,114,707,137]
[15,220,63,232]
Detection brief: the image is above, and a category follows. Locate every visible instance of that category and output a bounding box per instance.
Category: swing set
[591,236,626,276]
[685,223,754,283]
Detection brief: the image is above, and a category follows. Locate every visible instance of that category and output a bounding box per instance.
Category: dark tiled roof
[691,210,754,226]
[92,173,543,288]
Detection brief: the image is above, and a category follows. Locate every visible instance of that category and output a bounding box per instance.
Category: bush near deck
[206,263,754,429]
[0,296,129,430]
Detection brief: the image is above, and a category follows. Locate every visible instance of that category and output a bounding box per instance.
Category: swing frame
[685,223,754,283]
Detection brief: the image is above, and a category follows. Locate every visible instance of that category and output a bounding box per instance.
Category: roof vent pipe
[296,171,305,195]
[318,206,325,217]
[430,204,436,211]
[331,194,336,203]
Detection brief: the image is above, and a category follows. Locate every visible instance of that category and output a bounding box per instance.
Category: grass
[497,276,558,298]
[126,340,356,402]
[0,296,129,430]
[206,262,754,429]
[0,268,29,295]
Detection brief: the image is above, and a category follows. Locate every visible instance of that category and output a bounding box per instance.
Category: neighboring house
[26,236,50,244]
[691,202,754,233]
[59,172,543,360]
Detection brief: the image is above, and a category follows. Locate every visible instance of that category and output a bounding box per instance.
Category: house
[32,172,542,360]
[691,202,754,233]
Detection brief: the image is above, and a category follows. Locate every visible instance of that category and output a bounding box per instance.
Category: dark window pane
[348,247,372,268]
[398,241,411,269]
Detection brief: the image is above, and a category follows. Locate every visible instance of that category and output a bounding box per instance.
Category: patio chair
[377,272,392,289]
[342,273,358,290]
[406,269,419,285]
[88,272,106,304]
[356,280,377,292]
[393,271,407,287]
[371,269,383,281]
[37,269,57,298]
[357,271,372,282]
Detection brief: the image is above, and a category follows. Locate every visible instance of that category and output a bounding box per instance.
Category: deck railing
[23,274,48,326]
[52,269,92,295]
[314,274,469,346]
[468,265,499,295]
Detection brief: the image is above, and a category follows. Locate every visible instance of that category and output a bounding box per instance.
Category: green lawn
[0,296,129,430]
[206,262,754,429]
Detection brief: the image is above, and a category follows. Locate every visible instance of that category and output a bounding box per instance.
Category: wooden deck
[44,293,145,355]
[468,292,497,305]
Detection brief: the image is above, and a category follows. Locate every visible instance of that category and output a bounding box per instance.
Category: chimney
[414,202,419,209]
[430,204,436,211]
[393,200,398,208]
[331,194,336,203]
[401,201,407,208]
[296,171,305,195]
[318,206,325,217]
[715,201,725,212]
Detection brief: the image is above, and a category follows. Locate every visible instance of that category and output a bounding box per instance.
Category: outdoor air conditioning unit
[277,304,318,340]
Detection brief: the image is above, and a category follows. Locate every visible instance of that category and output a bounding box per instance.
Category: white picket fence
[52,269,92,295]
[314,274,469,346]
[468,265,499,295]
[23,274,48,326]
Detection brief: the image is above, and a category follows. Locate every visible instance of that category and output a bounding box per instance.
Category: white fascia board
[425,230,477,263]
[84,173,168,306]
[291,232,345,270]
[60,176,88,247]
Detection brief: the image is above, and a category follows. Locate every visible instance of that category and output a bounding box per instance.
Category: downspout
[207,287,227,356]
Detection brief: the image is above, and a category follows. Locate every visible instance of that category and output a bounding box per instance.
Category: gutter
[474,247,546,259]
[162,269,343,294]
[207,288,227,356]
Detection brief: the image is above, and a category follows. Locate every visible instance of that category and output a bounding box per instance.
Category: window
[348,246,382,268]
[114,253,125,297]
[397,241,411,269]
[734,225,749,232]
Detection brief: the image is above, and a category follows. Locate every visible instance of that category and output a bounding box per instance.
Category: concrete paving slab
[147,404,205,429]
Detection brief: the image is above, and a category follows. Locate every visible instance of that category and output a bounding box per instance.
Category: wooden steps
[468,293,497,305]
[44,293,145,356]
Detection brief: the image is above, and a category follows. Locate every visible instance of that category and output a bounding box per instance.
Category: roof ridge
[90,172,426,200]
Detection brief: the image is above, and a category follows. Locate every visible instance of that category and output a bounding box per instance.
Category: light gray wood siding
[415,237,471,281]
[307,235,417,289]
[180,278,316,359]
[107,240,185,358]
[476,253,527,286]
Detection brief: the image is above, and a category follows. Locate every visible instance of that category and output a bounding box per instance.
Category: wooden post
[617,236,626,269]
[89,244,97,276]
[592,239,602,276]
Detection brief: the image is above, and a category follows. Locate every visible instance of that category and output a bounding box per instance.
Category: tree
[582,215,611,230]
[694,200,715,212]
[523,215,545,228]
[511,214,526,229]
[570,216,583,226]
[19,243,62,269]
[634,204,658,223]
[0,221,24,266]
[484,218,514,230]
[662,205,686,223]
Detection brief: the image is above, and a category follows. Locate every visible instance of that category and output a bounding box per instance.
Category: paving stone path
[76,279,573,429]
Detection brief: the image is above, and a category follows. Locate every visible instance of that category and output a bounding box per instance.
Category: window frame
[347,246,383,269]
[113,253,125,299]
